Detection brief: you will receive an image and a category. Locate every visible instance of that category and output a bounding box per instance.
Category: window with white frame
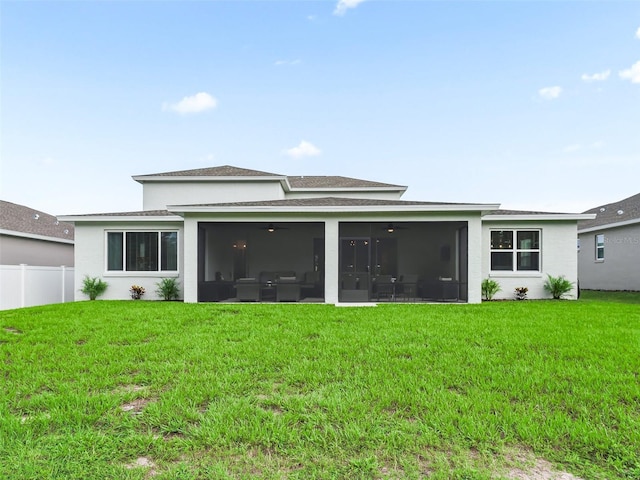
[595,234,605,261]
[490,230,540,272]
[107,231,178,272]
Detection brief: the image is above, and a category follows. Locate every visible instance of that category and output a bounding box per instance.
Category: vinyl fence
[0,265,75,310]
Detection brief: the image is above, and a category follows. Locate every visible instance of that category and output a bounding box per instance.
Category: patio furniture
[276,277,301,302]
[373,275,395,301]
[398,274,419,300]
[235,278,261,301]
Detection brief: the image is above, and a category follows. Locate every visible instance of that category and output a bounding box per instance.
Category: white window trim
[595,233,605,262]
[104,229,179,276]
[490,229,542,273]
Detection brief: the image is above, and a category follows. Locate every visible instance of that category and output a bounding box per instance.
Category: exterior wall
[285,191,404,201]
[578,223,640,291]
[73,221,184,301]
[0,234,74,267]
[482,221,579,300]
[142,181,286,210]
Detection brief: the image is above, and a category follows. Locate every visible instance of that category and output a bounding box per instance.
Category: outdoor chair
[235,278,261,302]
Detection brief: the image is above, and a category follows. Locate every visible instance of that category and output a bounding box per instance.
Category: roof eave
[0,229,75,244]
[169,203,500,214]
[132,175,288,184]
[483,213,597,221]
[58,214,184,223]
[578,217,640,234]
[287,186,408,193]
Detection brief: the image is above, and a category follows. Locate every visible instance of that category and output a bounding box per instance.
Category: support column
[466,216,483,304]
[324,219,339,304]
[183,218,199,303]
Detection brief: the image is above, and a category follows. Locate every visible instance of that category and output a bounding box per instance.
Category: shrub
[481,278,501,301]
[544,274,574,299]
[155,278,180,301]
[80,276,108,300]
[130,285,145,300]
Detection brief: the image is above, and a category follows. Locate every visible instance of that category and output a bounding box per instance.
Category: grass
[1,295,639,479]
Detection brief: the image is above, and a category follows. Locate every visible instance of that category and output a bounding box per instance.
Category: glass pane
[517,252,539,271]
[517,231,539,249]
[126,232,158,271]
[491,231,513,249]
[107,232,123,271]
[596,234,605,247]
[161,232,178,271]
[491,252,513,270]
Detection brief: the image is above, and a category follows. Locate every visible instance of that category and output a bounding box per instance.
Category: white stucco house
[59,165,594,304]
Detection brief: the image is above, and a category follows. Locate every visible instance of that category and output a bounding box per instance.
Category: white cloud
[581,70,610,82]
[162,92,218,114]
[538,86,562,100]
[284,140,322,159]
[636,27,640,39]
[274,59,302,66]
[619,61,640,83]
[334,0,367,16]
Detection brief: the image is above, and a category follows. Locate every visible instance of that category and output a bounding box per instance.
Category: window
[595,234,605,261]
[490,230,540,272]
[107,231,178,272]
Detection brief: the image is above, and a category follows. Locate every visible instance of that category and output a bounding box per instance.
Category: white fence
[0,265,75,310]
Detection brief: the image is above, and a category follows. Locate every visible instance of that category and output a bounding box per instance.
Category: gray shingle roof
[287,176,404,189]
[486,209,570,216]
[62,210,175,218]
[175,197,476,208]
[0,200,74,241]
[136,165,282,178]
[579,193,640,230]
[135,165,404,189]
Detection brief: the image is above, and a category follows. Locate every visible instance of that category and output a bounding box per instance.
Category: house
[0,200,75,266]
[59,165,594,303]
[577,193,640,291]
[0,200,75,309]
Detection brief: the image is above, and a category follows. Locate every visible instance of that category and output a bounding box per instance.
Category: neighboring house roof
[0,200,74,242]
[578,193,640,232]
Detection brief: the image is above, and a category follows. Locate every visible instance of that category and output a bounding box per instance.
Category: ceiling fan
[383,223,408,233]
[260,223,289,232]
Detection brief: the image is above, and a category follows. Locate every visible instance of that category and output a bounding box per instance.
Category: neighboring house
[577,193,640,291]
[59,165,593,304]
[0,200,75,266]
[0,200,75,310]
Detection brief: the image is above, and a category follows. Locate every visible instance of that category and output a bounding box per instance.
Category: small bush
[80,276,108,300]
[544,274,574,299]
[481,278,501,301]
[130,285,145,300]
[155,278,180,301]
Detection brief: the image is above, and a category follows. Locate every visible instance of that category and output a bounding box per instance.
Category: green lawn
[1,296,639,479]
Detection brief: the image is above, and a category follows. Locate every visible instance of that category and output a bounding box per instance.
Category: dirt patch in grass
[4,327,22,334]
[501,450,584,480]
[121,397,154,415]
[124,457,158,477]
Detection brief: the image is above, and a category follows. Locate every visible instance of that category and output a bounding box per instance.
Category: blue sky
[2,0,639,215]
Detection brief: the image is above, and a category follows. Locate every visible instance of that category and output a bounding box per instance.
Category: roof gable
[0,200,74,241]
[579,193,640,230]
